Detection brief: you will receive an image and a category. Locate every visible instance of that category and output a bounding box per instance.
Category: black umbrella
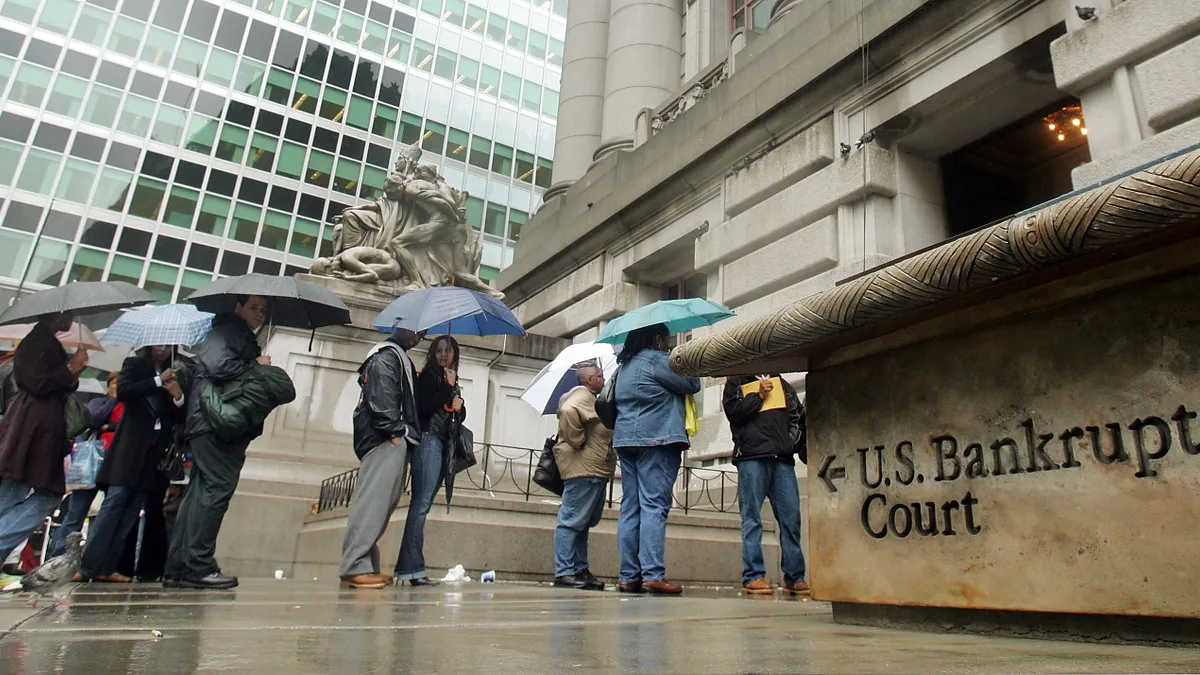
[0,281,155,326]
[185,274,351,330]
[442,406,477,513]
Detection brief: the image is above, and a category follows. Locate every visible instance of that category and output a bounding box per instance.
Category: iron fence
[316,442,739,515]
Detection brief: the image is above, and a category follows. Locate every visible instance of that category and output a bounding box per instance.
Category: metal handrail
[316,442,739,515]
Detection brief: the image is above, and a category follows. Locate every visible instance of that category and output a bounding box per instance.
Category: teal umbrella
[596,298,735,345]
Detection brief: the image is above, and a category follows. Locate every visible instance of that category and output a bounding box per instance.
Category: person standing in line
[340,327,424,590]
[612,324,701,596]
[52,371,122,558]
[0,312,88,562]
[552,360,615,591]
[723,374,810,596]
[165,295,270,590]
[79,346,185,583]
[394,335,462,587]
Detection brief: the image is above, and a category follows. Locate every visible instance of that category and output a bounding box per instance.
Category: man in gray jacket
[552,361,616,591]
[339,327,424,589]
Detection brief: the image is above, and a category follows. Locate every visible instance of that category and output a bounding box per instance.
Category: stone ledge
[527,282,638,338]
[724,116,836,218]
[722,215,840,307]
[514,256,605,327]
[1135,35,1200,131]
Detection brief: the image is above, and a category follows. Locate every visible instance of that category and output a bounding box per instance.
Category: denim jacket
[612,348,702,449]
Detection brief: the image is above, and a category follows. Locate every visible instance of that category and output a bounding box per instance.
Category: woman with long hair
[612,324,701,595]
[394,335,464,586]
[77,345,185,582]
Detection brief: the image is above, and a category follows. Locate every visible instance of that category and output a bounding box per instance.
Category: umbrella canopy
[102,304,214,350]
[0,322,104,352]
[596,298,735,345]
[185,274,350,330]
[371,287,524,336]
[520,342,617,416]
[0,281,154,326]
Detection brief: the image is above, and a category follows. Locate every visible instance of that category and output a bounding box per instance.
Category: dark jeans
[394,433,445,580]
[737,458,805,586]
[164,432,249,580]
[118,479,168,580]
[81,486,147,578]
[554,477,607,577]
[50,488,98,557]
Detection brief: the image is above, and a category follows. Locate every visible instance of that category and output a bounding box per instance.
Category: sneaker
[742,578,775,595]
[783,581,811,595]
[642,580,682,595]
[340,574,387,589]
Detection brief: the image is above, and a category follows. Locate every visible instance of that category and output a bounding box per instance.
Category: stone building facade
[495,0,1200,465]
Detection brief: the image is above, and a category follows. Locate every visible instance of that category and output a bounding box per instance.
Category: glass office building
[0,0,565,304]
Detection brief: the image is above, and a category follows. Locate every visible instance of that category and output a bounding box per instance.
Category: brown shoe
[742,578,774,595]
[617,581,643,594]
[71,573,86,583]
[643,580,682,595]
[94,573,132,583]
[784,581,811,595]
[340,574,387,589]
[364,573,393,585]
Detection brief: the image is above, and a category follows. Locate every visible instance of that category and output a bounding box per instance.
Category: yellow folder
[741,377,785,412]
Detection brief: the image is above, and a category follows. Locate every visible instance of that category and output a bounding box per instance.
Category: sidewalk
[2,580,1199,674]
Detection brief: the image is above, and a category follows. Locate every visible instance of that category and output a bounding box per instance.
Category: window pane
[108,17,146,58]
[359,165,386,200]
[469,135,490,169]
[265,68,294,104]
[248,133,278,172]
[483,201,506,237]
[129,176,167,219]
[230,203,262,244]
[522,82,541,112]
[235,58,266,96]
[277,142,306,179]
[16,149,63,196]
[491,143,513,177]
[0,229,32,279]
[0,57,14,97]
[548,37,564,67]
[142,27,177,67]
[506,21,527,52]
[372,104,398,138]
[387,30,412,62]
[457,57,479,89]
[81,85,121,128]
[0,0,38,23]
[508,208,527,241]
[56,158,98,203]
[319,87,347,121]
[312,2,338,35]
[398,112,422,145]
[542,89,559,118]
[144,263,178,303]
[46,74,88,118]
[179,270,214,299]
[204,48,237,87]
[289,217,319,256]
[118,95,156,136]
[421,120,446,154]
[28,239,70,286]
[196,194,231,236]
[215,124,249,163]
[464,196,483,231]
[40,0,80,36]
[515,150,534,183]
[306,149,333,186]
[446,128,468,161]
[164,185,199,228]
[285,0,312,26]
[485,12,506,42]
[337,11,363,43]
[412,39,435,72]
[363,21,388,55]
[444,0,465,25]
[347,96,372,130]
[501,72,521,104]
[259,211,290,250]
[73,6,114,46]
[528,31,547,60]
[108,254,144,286]
[465,4,486,34]
[174,38,207,78]
[292,77,320,114]
[434,48,456,80]
[257,0,283,16]
[68,247,108,283]
[151,105,187,145]
[535,157,553,188]
[12,64,52,107]
[480,65,500,96]
[332,158,361,195]
[184,115,219,155]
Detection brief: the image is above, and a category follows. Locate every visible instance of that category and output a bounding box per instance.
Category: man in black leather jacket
[339,327,424,589]
[164,295,269,590]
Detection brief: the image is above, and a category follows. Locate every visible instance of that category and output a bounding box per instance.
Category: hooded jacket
[722,375,804,465]
[352,340,420,459]
[186,313,261,439]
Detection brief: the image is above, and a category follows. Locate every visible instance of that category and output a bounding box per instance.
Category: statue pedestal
[217,274,568,579]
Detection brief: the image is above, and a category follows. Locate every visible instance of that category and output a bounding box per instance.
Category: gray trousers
[165,432,249,580]
[340,439,410,578]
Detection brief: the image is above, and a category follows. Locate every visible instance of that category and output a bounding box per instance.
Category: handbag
[594,365,619,429]
[64,395,92,440]
[450,423,477,475]
[533,435,564,496]
[65,432,105,491]
[684,395,699,437]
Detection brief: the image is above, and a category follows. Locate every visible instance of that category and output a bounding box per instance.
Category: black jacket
[723,375,804,465]
[186,313,261,439]
[97,355,185,491]
[352,340,420,459]
[0,358,16,420]
[416,366,466,441]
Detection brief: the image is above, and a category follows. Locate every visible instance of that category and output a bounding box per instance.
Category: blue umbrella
[371,287,524,336]
[102,304,214,349]
[596,298,735,345]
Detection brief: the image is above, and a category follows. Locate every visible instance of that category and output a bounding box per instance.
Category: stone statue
[309,145,503,299]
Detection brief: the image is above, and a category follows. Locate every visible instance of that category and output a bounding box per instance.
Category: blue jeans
[616,446,682,582]
[50,488,98,557]
[554,477,607,577]
[0,479,61,561]
[394,433,445,580]
[737,458,805,586]
[80,486,146,578]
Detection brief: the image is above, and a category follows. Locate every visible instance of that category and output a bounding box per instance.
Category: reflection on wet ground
[2,580,1200,674]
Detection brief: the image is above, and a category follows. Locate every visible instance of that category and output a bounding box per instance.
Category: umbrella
[0,281,154,326]
[441,411,477,513]
[371,287,524,336]
[596,298,735,345]
[520,342,617,416]
[185,274,350,330]
[0,322,105,351]
[102,304,214,350]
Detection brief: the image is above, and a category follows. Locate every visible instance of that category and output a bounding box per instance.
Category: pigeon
[1,532,83,607]
[1076,5,1097,20]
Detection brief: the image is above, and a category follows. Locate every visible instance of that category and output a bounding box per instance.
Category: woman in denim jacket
[612,324,701,595]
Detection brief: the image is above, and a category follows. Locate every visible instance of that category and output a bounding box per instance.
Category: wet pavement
[3,580,1200,674]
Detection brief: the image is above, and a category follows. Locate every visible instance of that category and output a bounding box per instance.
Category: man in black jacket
[723,374,809,596]
[339,327,424,589]
[165,294,269,590]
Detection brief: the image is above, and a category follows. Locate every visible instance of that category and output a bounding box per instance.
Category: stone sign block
[807,268,1200,618]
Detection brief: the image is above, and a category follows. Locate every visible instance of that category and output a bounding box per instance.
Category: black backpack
[594,365,619,429]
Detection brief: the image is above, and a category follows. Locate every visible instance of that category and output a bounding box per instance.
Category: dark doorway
[941,99,1091,236]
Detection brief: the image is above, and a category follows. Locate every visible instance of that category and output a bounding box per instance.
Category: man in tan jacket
[552,360,616,591]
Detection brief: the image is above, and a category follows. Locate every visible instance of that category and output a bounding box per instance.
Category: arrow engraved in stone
[818,455,847,493]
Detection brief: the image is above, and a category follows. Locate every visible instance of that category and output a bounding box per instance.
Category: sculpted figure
[310,247,404,284]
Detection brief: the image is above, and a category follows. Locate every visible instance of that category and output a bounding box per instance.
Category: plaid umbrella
[102,304,214,349]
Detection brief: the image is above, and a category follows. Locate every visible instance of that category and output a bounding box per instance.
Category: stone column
[596,0,683,161]
[546,0,611,201]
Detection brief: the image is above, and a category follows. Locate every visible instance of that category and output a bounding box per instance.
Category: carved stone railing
[650,58,731,135]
